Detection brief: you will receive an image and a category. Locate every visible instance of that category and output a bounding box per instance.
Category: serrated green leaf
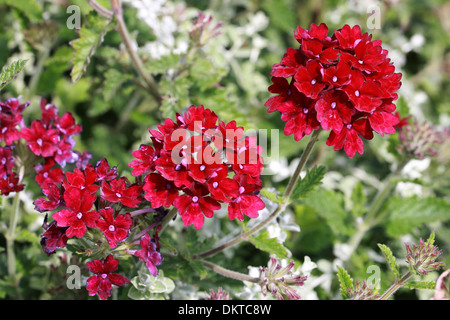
[0,59,27,91]
[425,231,436,247]
[260,189,284,205]
[303,188,353,236]
[336,266,354,300]
[249,230,289,259]
[403,280,436,290]
[378,243,400,279]
[291,165,326,201]
[384,196,450,237]
[70,12,114,83]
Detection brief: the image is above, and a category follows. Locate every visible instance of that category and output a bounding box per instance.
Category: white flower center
[331,102,337,109]
[76,212,83,219]
[212,181,219,189]
[332,75,338,82]
[310,78,317,85]
[109,225,115,232]
[192,196,199,203]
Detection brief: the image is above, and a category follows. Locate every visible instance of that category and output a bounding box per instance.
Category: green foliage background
[0,0,449,300]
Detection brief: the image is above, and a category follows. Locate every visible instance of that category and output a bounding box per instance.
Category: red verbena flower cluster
[35,156,162,299]
[128,104,265,230]
[0,98,83,195]
[265,24,402,158]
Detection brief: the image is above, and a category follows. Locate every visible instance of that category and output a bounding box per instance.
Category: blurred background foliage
[0,0,449,300]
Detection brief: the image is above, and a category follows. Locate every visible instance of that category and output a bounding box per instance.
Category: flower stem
[109,0,162,104]
[159,207,178,234]
[378,271,412,300]
[194,129,322,259]
[343,161,407,261]
[6,192,21,289]
[201,260,260,284]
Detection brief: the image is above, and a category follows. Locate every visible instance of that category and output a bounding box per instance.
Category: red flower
[173,183,221,229]
[128,144,158,176]
[143,173,179,208]
[0,172,24,195]
[0,98,29,145]
[294,60,326,99]
[134,233,163,277]
[55,112,82,136]
[34,183,62,212]
[96,208,132,248]
[100,177,142,208]
[266,23,402,157]
[21,120,59,157]
[326,117,374,158]
[40,214,68,256]
[86,255,129,300]
[228,174,265,221]
[95,158,118,182]
[34,158,64,189]
[314,90,353,133]
[52,188,99,238]
[62,166,99,195]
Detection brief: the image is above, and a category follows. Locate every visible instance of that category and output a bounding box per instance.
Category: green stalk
[378,271,412,300]
[201,260,260,284]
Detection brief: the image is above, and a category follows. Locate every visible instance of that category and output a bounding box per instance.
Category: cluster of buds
[205,287,231,300]
[405,236,445,275]
[258,255,308,300]
[397,118,442,159]
[348,280,379,300]
[189,12,223,47]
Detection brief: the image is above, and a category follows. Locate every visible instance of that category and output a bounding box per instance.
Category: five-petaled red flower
[96,208,132,248]
[86,255,129,300]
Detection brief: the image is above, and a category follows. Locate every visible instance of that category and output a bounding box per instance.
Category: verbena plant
[0,0,449,300]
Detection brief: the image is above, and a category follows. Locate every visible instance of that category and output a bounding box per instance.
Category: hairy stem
[159,207,178,234]
[87,0,113,19]
[194,129,322,259]
[109,0,162,104]
[378,271,412,300]
[201,260,260,284]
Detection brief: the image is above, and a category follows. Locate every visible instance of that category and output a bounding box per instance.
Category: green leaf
[403,280,436,290]
[0,59,27,91]
[425,230,436,247]
[303,188,354,236]
[70,12,114,83]
[249,230,289,259]
[377,243,400,279]
[336,266,354,300]
[384,196,450,237]
[291,165,327,201]
[0,0,42,22]
[260,189,284,205]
